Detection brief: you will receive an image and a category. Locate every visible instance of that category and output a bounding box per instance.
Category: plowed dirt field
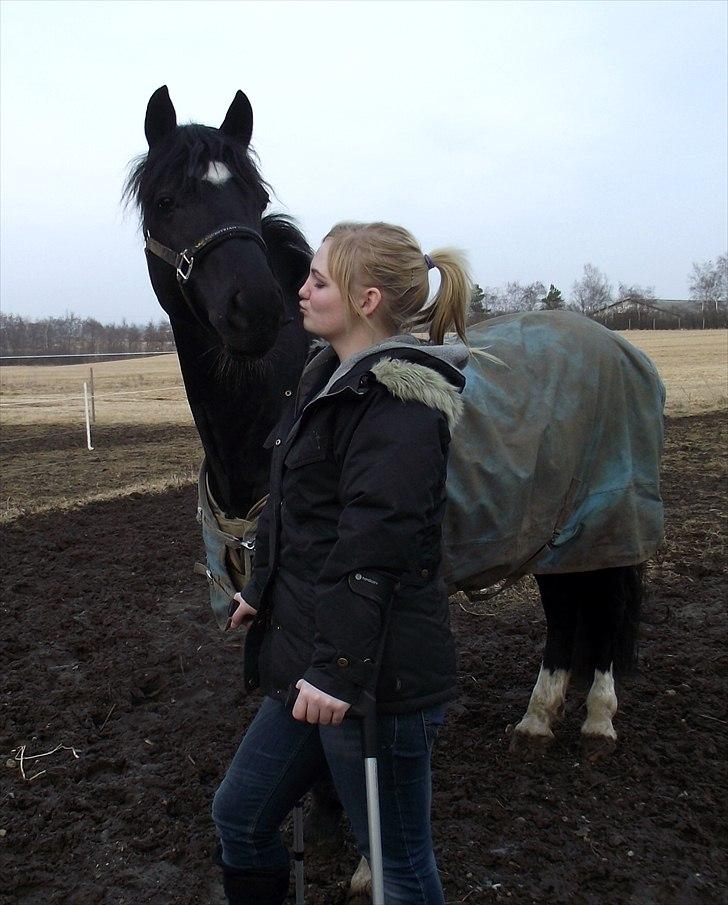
[1,411,726,904]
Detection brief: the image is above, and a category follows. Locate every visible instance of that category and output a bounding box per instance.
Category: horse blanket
[443,310,665,589]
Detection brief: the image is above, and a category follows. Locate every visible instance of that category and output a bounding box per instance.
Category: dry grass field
[0,353,191,427]
[625,329,727,416]
[0,329,725,522]
[0,355,197,521]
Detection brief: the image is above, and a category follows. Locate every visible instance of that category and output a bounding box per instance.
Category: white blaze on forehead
[203,161,233,185]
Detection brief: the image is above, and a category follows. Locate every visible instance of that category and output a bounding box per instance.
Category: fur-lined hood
[301,334,469,431]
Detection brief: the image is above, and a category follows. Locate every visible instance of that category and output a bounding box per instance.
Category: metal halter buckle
[176,251,194,283]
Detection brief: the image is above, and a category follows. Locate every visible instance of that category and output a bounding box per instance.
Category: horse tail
[556,564,643,683]
[612,562,644,678]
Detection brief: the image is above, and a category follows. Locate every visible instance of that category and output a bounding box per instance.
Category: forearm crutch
[293,800,305,905]
[358,688,385,905]
[357,581,396,905]
[285,687,385,905]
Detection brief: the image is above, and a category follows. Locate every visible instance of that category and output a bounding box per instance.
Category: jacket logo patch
[354,573,379,586]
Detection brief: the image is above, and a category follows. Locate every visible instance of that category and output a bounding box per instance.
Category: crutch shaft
[293,802,305,904]
[364,755,385,905]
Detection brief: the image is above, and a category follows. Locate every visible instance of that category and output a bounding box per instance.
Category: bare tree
[501,280,547,311]
[571,263,613,314]
[690,255,728,314]
[617,283,656,304]
[0,312,176,357]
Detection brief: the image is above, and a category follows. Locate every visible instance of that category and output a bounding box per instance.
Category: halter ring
[176,251,194,283]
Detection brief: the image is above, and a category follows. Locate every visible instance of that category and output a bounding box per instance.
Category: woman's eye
[314,282,325,289]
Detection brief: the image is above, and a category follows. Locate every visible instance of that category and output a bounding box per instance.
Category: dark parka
[240,336,468,714]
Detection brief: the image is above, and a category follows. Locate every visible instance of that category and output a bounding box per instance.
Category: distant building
[592,298,721,330]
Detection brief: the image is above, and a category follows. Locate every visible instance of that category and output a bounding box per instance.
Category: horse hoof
[347,856,371,904]
[581,733,617,763]
[509,729,553,758]
[347,892,371,905]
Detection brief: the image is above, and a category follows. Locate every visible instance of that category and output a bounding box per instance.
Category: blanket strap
[197,458,269,588]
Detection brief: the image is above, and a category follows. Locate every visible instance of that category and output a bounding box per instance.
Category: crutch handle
[347,689,378,756]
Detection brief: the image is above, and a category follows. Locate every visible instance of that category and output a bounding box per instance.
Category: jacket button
[421,568,430,578]
[275,438,282,446]
[337,657,349,668]
[247,678,255,688]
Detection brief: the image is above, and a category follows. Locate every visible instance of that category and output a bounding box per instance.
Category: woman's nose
[299,281,309,300]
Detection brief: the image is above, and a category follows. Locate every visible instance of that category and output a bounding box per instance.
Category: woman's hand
[229,592,258,630]
[292,678,350,726]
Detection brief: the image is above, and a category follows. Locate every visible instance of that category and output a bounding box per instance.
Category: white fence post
[89,367,96,422]
[83,382,94,450]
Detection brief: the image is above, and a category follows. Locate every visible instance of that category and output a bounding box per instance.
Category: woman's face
[298,239,350,342]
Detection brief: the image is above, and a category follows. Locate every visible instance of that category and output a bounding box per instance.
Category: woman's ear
[360,287,382,318]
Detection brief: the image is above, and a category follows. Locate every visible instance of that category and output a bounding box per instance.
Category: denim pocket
[388,707,445,758]
[421,704,447,751]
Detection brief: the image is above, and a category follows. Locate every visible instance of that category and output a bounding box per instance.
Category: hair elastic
[424,254,435,270]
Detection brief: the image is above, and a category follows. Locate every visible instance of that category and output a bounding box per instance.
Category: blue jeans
[212,696,447,904]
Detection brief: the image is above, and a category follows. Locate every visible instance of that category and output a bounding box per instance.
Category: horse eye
[156,196,174,211]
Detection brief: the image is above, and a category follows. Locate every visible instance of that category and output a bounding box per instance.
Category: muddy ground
[1,412,726,904]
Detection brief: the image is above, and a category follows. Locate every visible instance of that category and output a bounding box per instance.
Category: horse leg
[305,777,346,851]
[580,565,642,762]
[511,575,576,754]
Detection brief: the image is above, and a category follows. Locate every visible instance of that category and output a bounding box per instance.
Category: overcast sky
[1,0,726,323]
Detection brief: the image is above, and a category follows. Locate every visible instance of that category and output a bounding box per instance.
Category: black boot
[221,864,290,905]
[214,844,290,905]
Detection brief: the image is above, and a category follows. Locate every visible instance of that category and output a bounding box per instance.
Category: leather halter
[144,225,268,328]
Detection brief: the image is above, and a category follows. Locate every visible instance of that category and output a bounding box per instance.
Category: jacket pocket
[285,430,330,468]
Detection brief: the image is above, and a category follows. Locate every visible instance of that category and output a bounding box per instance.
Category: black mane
[262,213,313,296]
[123,123,269,223]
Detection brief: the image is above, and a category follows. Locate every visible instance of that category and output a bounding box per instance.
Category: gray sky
[1,0,726,323]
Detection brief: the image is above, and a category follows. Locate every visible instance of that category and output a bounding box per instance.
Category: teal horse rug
[444,310,665,590]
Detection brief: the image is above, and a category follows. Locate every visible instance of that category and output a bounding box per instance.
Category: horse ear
[145,85,177,148]
[220,91,253,147]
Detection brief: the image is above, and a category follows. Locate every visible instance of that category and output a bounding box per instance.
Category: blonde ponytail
[409,248,471,345]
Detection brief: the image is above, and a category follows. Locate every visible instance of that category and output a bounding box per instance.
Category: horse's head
[126,86,284,359]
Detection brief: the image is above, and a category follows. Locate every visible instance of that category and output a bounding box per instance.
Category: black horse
[126,84,663,900]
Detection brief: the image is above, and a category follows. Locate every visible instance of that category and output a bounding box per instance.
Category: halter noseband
[144,224,268,328]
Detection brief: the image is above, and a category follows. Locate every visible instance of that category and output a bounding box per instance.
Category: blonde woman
[212,222,471,905]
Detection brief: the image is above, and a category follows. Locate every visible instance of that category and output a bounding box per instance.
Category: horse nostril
[229,293,250,331]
